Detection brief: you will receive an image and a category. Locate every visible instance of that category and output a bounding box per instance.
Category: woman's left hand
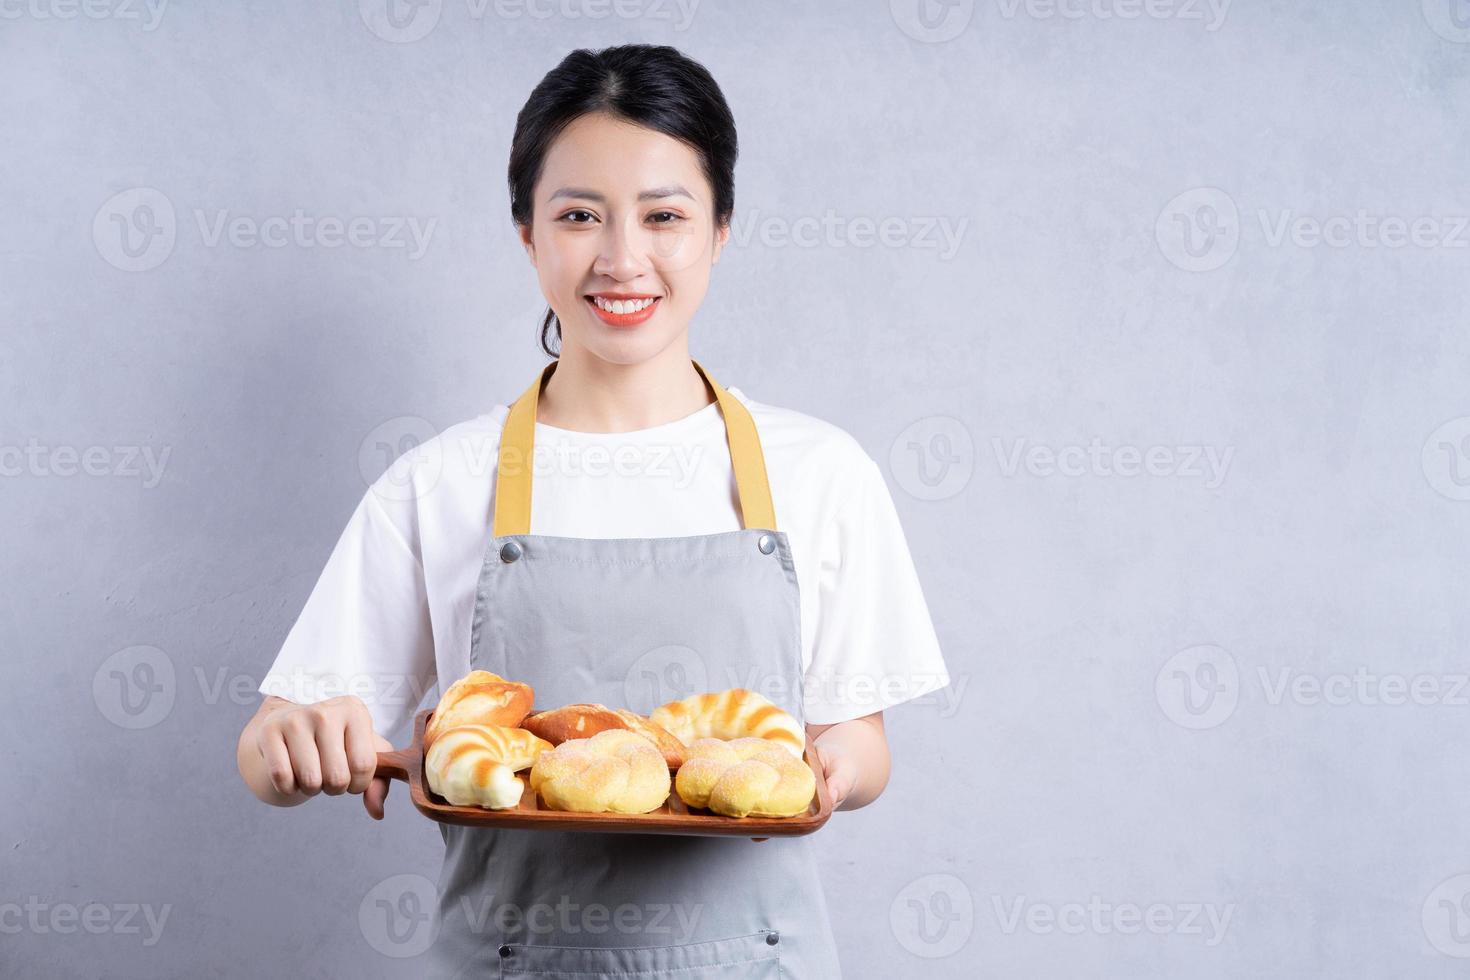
[814,741,859,810]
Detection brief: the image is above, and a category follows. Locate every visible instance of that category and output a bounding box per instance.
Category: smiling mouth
[584,294,662,328]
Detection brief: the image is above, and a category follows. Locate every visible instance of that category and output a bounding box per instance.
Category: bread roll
[528,729,671,814]
[522,703,686,768]
[673,736,816,818]
[425,670,534,748]
[650,689,804,759]
[423,724,552,809]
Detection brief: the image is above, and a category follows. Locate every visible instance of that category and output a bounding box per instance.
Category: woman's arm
[806,710,890,811]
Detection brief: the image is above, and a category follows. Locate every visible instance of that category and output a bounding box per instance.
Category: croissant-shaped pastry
[425,670,534,748]
[650,689,804,759]
[528,730,671,814]
[424,724,552,809]
[674,736,816,818]
[521,703,686,768]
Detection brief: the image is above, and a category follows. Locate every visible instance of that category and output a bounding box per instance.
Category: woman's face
[519,112,728,365]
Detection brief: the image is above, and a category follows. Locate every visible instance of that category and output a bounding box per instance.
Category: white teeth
[592,296,656,314]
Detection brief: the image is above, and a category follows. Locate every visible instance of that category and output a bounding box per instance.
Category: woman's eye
[558,210,682,225]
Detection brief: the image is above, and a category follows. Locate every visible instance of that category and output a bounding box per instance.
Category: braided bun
[650,689,804,759]
[528,730,672,814]
[423,724,552,809]
[674,737,817,818]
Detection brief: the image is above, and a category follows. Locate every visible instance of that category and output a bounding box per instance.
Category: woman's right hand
[237,694,394,818]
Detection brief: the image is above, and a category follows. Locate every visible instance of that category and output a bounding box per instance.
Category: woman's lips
[585,296,661,328]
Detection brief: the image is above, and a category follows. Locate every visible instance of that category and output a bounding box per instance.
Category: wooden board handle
[375,748,414,783]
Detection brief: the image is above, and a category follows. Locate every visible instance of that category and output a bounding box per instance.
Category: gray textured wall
[5,2,1470,977]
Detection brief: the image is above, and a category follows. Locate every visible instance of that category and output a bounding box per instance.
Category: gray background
[4,1,1470,977]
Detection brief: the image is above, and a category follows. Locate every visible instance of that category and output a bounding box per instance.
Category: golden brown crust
[423,724,553,809]
[613,709,688,770]
[522,703,686,769]
[520,703,621,742]
[425,670,534,748]
[650,689,805,759]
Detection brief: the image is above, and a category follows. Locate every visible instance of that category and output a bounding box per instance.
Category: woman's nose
[593,222,650,278]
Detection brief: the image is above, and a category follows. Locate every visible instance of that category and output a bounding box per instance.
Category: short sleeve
[803,452,951,726]
[257,479,437,746]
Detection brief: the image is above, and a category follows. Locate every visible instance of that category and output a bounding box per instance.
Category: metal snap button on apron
[499,541,523,563]
[498,943,512,958]
[757,533,775,554]
[766,931,780,945]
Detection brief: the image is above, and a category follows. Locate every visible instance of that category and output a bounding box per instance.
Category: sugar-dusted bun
[650,689,804,759]
[521,703,686,768]
[425,670,533,748]
[674,736,816,818]
[423,724,552,809]
[528,729,671,814]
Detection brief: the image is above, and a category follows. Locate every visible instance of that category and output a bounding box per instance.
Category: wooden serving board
[374,708,833,839]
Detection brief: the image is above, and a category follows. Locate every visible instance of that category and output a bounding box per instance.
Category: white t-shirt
[258,384,950,742]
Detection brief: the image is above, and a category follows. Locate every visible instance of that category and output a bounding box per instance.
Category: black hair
[507,45,739,357]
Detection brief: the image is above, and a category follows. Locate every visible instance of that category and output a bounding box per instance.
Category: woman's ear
[712,221,730,265]
[517,223,536,266]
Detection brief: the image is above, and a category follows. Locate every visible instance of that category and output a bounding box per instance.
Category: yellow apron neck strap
[492,358,777,537]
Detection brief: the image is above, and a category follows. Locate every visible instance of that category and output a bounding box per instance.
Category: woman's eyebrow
[547,185,695,203]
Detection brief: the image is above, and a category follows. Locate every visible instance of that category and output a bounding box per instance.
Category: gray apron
[426,358,843,979]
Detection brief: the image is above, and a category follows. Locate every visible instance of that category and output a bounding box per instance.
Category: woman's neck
[535,345,715,434]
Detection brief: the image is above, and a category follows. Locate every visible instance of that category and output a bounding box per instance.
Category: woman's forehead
[539,115,709,203]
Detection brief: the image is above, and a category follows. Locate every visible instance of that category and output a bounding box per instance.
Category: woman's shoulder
[361,411,506,505]
[430,409,508,452]
[727,386,877,479]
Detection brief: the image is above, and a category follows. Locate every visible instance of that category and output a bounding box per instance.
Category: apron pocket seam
[497,929,781,978]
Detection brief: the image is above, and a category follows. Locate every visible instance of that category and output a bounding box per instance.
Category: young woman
[237,44,949,978]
